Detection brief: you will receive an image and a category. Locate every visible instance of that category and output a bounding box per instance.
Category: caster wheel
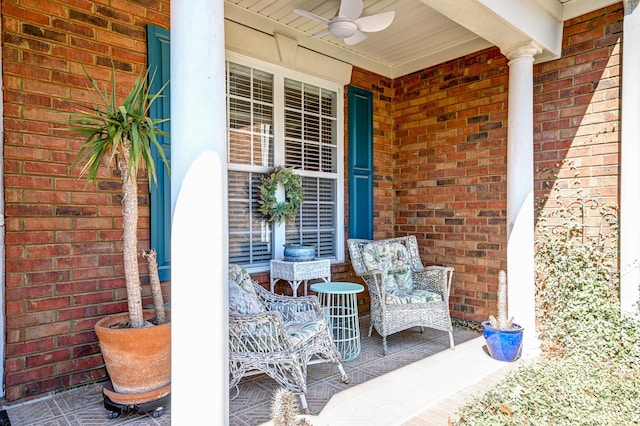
[152,407,164,418]
[108,411,120,419]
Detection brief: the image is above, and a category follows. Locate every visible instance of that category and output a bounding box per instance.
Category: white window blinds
[226,59,342,269]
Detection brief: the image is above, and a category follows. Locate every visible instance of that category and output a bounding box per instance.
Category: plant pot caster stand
[102,382,171,419]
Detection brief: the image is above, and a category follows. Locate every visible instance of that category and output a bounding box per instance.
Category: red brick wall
[391,49,509,323]
[0,0,623,404]
[348,51,509,323]
[2,0,170,401]
[533,4,622,214]
[346,4,623,324]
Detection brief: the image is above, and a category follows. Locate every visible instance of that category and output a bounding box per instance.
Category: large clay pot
[94,309,171,404]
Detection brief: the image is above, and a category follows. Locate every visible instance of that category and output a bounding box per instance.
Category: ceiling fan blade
[312,29,331,38]
[355,10,395,33]
[293,9,330,25]
[344,30,368,45]
[338,0,363,20]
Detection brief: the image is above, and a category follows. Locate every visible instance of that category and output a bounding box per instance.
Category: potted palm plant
[481,270,524,362]
[68,65,171,411]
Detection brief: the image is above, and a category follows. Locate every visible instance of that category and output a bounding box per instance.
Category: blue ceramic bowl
[283,244,315,262]
[481,320,524,362]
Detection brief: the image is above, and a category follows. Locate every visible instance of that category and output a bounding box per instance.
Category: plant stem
[143,249,167,324]
[120,141,144,328]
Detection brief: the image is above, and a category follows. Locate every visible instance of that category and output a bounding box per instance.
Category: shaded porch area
[2,315,520,425]
[230,315,518,425]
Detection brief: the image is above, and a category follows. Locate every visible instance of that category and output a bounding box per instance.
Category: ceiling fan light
[330,20,357,38]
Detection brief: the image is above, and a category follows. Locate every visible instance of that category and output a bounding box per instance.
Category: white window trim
[226,52,345,273]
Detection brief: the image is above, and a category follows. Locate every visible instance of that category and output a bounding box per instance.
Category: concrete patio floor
[0,315,522,425]
[301,333,520,426]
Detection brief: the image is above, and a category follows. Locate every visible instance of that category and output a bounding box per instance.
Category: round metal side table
[310,282,364,361]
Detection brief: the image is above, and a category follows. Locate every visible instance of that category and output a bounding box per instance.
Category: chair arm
[229,311,294,353]
[412,265,454,297]
[357,269,387,306]
[253,283,323,323]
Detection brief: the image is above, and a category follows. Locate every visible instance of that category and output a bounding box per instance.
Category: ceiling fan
[294,0,395,46]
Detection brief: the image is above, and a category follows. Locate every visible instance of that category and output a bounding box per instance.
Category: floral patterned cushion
[385,289,443,305]
[362,242,414,293]
[285,317,326,346]
[229,279,266,315]
[229,264,263,307]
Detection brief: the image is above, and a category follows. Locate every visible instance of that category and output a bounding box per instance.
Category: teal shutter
[147,25,171,281]
[348,86,374,240]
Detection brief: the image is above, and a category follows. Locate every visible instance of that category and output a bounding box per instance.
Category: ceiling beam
[420,0,563,63]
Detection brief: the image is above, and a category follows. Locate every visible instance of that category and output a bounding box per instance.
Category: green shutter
[147,25,171,281]
[348,86,374,240]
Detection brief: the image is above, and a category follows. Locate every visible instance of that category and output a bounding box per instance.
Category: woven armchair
[347,236,455,355]
[228,264,348,413]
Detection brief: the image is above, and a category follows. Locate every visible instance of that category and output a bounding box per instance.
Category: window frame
[226,52,345,273]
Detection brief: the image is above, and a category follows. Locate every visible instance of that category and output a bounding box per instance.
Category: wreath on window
[258,166,303,223]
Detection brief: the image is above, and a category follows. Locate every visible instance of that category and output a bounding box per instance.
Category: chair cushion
[385,288,443,305]
[229,264,263,306]
[229,279,266,315]
[285,317,326,346]
[362,242,414,293]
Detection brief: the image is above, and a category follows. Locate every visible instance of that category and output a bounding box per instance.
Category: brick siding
[348,51,509,323]
[533,4,622,215]
[2,0,170,401]
[347,3,623,324]
[0,0,624,403]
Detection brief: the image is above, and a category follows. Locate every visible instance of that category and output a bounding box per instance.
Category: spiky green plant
[68,65,170,328]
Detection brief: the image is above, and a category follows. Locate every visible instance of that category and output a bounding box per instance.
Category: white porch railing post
[505,42,542,356]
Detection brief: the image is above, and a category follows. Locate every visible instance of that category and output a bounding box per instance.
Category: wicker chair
[347,236,455,355]
[228,264,348,413]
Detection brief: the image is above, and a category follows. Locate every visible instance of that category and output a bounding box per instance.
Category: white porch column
[620,0,640,316]
[505,42,541,355]
[170,0,228,424]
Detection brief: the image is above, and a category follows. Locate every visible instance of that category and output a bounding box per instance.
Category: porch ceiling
[224,0,618,79]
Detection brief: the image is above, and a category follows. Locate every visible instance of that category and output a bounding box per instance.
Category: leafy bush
[452,355,640,425]
[453,166,640,425]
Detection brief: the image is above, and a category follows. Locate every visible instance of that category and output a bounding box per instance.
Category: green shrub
[536,195,621,360]
[453,166,640,425]
[453,356,640,425]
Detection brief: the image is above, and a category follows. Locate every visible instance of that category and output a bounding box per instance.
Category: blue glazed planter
[283,244,315,262]
[481,320,524,362]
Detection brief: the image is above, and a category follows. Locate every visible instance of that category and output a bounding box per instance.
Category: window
[226,56,344,270]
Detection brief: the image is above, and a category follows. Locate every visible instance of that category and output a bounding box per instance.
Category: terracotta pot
[94,309,171,402]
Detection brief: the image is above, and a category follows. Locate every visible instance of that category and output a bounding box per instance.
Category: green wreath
[258,166,303,223]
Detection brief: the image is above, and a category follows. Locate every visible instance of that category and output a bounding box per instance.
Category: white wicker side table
[270,259,331,297]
